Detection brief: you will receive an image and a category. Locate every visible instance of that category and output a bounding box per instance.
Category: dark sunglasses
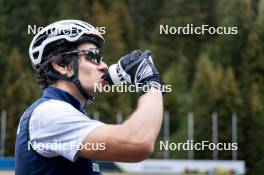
[60,48,103,64]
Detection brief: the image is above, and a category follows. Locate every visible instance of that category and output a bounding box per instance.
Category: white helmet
[29,19,104,69]
[29,20,105,102]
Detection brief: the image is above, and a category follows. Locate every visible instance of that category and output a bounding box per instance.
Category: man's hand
[82,50,164,162]
[104,50,164,94]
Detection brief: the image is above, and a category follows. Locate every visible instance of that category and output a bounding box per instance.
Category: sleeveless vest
[15,87,101,175]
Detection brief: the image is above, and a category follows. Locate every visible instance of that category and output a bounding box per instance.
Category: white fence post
[93,111,100,121]
[116,112,123,124]
[163,111,170,159]
[188,112,194,159]
[232,112,237,160]
[0,110,7,156]
[212,112,218,160]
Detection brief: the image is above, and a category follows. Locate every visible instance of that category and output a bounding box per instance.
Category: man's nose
[97,61,108,71]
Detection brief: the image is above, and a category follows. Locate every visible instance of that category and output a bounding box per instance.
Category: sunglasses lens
[85,49,103,64]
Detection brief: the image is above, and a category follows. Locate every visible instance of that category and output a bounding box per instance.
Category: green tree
[238,1,264,174]
[82,0,136,123]
[191,55,242,159]
[208,0,254,68]
[152,0,214,88]
[124,0,165,47]
[1,48,41,155]
[191,55,216,159]
[0,0,9,97]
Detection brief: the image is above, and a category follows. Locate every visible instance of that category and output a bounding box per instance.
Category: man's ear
[51,62,70,75]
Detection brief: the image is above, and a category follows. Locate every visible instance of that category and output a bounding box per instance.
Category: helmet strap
[47,57,94,104]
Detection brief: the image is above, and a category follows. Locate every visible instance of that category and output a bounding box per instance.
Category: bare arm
[79,88,163,162]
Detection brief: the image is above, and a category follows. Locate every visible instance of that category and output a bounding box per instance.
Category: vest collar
[43,87,84,113]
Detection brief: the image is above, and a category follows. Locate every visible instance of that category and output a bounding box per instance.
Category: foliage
[0,0,263,174]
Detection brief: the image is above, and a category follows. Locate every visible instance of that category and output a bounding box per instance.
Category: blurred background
[0,0,263,174]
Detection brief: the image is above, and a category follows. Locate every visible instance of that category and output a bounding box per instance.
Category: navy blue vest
[15,87,102,175]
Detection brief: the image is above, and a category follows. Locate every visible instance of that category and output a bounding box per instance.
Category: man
[15,19,163,175]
